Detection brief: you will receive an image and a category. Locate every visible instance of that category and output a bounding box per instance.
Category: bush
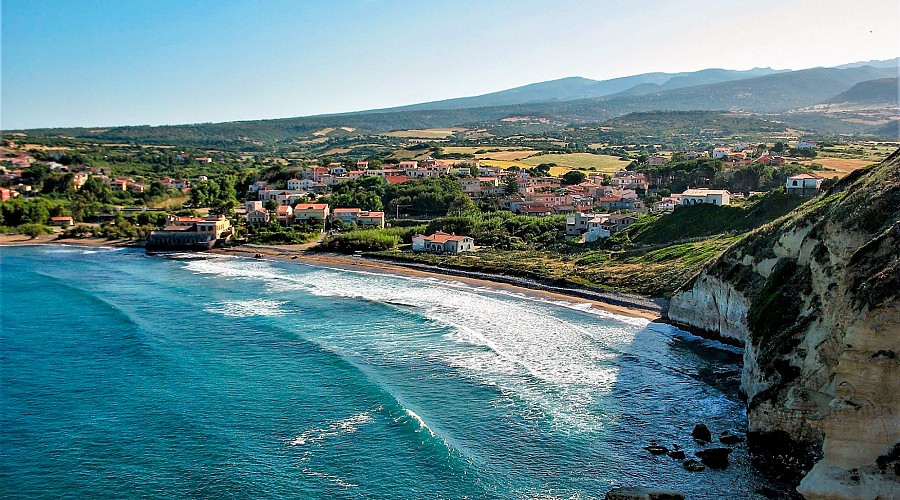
[16,223,54,238]
[317,229,400,253]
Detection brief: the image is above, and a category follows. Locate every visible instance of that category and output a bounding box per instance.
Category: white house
[566,212,609,236]
[246,200,264,213]
[786,173,823,195]
[796,140,818,150]
[247,209,270,225]
[287,178,303,190]
[679,188,732,206]
[711,147,731,159]
[584,217,612,242]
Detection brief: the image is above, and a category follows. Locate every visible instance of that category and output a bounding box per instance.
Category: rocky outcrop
[667,275,751,344]
[668,151,900,498]
[604,487,685,500]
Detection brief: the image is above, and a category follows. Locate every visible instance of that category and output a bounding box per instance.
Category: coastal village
[1,137,832,254]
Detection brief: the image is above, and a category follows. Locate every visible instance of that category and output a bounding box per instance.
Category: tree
[561,170,586,185]
[503,175,520,195]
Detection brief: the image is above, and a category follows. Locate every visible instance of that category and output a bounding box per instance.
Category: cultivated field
[520,153,629,173]
[385,128,465,139]
[802,158,879,177]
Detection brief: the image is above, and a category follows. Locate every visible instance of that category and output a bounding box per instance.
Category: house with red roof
[332,208,384,228]
[411,231,475,254]
[50,216,74,227]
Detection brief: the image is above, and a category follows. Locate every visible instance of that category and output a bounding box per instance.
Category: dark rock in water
[719,432,743,445]
[691,423,712,442]
[683,459,706,472]
[755,486,782,498]
[696,447,733,469]
[667,449,686,459]
[604,486,685,500]
[644,445,668,455]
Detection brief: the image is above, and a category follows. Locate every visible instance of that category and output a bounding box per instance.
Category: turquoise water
[1,245,774,498]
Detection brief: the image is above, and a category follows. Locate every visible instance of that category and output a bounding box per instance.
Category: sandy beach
[208,245,664,321]
[0,234,663,321]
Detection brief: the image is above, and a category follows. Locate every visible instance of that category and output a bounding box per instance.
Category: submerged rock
[691,423,712,443]
[644,445,668,455]
[683,459,706,472]
[696,447,733,470]
[604,486,685,500]
[719,431,743,445]
[667,450,686,460]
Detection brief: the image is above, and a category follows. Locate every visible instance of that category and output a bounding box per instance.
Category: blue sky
[2,0,898,129]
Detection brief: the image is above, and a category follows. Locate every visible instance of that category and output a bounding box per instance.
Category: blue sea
[0,245,778,498]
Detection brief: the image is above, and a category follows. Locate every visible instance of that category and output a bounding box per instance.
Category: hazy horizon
[2,0,899,130]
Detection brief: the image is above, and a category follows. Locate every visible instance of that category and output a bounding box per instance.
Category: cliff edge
[669,151,900,498]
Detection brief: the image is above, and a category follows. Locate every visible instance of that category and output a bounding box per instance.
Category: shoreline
[1,235,663,321]
[0,234,136,247]
[208,245,665,321]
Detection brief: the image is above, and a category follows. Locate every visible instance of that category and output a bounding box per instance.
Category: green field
[520,153,628,173]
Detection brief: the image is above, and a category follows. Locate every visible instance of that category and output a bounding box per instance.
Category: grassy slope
[617,190,807,245]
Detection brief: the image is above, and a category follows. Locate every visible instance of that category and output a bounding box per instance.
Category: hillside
[668,151,900,497]
[826,77,899,104]
[601,110,787,138]
[618,190,806,245]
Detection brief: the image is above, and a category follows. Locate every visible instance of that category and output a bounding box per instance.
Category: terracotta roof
[424,231,468,243]
[385,175,411,185]
[333,208,361,214]
[787,173,823,180]
[294,203,328,210]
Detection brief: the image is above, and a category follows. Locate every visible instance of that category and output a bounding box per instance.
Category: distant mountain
[826,78,899,104]
[12,61,898,147]
[833,57,899,70]
[597,65,898,113]
[380,68,784,112]
[610,68,787,97]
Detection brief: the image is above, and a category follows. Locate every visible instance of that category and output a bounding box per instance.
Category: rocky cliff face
[669,151,900,499]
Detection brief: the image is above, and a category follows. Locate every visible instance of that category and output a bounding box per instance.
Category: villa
[411,231,475,254]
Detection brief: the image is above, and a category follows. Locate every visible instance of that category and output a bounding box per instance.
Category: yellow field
[480,150,541,161]
[801,158,879,177]
[477,159,534,169]
[385,128,465,139]
[521,153,628,173]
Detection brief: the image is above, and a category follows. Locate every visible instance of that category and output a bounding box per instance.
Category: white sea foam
[205,299,288,317]
[300,469,358,489]
[403,408,436,438]
[289,408,379,446]
[181,257,732,433]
